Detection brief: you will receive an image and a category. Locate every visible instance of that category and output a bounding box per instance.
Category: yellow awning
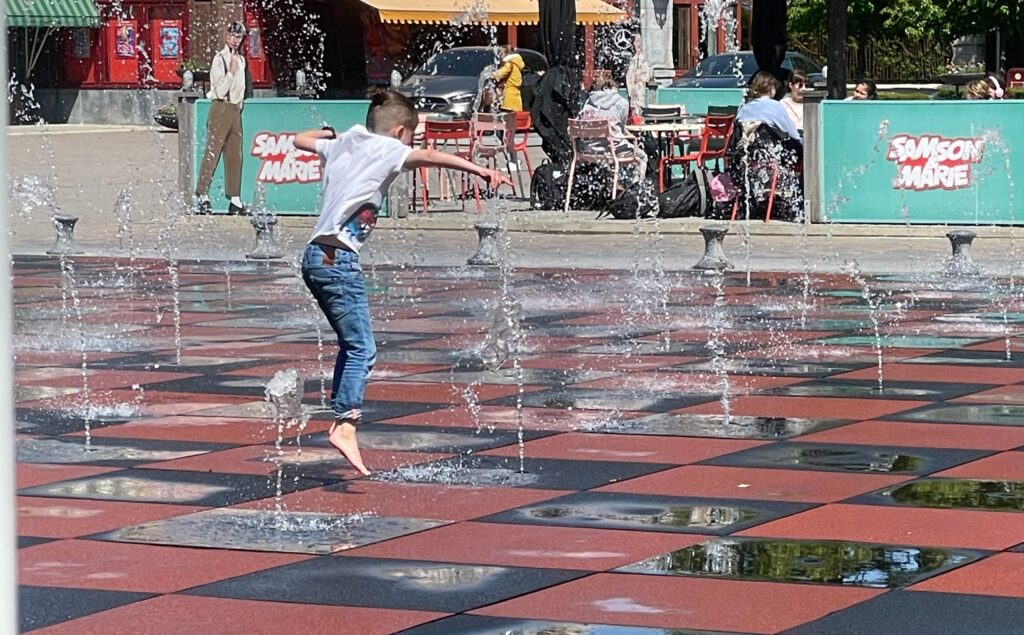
[358,0,626,25]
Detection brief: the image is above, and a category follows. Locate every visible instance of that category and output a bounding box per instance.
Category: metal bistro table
[625,118,705,167]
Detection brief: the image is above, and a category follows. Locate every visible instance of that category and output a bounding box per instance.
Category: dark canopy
[532,0,579,167]
[751,0,788,87]
[539,0,577,67]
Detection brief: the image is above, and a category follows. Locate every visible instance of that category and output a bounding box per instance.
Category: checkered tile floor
[15,256,1024,634]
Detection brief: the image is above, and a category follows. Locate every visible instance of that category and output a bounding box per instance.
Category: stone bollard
[944,230,981,277]
[246,213,284,260]
[47,214,83,255]
[693,224,732,270]
[467,220,501,266]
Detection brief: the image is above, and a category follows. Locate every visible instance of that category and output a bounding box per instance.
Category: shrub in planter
[934,86,958,100]
[1006,87,1024,100]
[877,91,932,100]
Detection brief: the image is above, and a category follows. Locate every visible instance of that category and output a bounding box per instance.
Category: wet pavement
[14,256,1024,634]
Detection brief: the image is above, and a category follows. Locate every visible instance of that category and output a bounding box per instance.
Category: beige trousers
[196,100,242,197]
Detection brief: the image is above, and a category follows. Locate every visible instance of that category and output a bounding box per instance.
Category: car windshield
[690,54,758,77]
[417,49,497,77]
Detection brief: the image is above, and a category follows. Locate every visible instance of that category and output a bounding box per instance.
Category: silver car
[397,46,548,119]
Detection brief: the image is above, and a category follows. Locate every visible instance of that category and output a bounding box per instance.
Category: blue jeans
[301,243,376,421]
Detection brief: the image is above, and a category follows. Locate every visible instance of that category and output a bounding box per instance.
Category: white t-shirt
[308,125,412,253]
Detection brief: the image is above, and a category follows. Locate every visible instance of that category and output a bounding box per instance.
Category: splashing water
[265,369,311,519]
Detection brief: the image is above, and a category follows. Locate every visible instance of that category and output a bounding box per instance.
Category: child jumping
[293,90,510,475]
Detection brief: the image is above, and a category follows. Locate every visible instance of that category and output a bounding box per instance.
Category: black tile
[16,408,135,436]
[616,537,985,588]
[477,491,811,535]
[19,585,153,632]
[17,536,54,549]
[888,403,1024,427]
[487,387,716,413]
[782,591,1024,635]
[183,556,587,613]
[18,468,330,506]
[17,436,235,468]
[849,478,1024,512]
[295,423,553,454]
[701,442,989,475]
[590,414,854,440]
[395,615,745,635]
[677,359,870,378]
[766,379,997,401]
[903,349,1024,368]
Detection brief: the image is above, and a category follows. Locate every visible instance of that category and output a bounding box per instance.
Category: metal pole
[0,11,19,635]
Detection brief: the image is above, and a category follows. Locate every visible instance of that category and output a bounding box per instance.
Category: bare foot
[328,420,371,476]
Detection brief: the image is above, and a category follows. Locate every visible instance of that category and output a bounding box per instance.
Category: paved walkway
[8,126,1024,275]
[14,256,1024,634]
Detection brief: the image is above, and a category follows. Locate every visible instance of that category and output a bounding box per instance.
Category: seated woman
[727,71,803,221]
[780,69,807,133]
[578,74,647,171]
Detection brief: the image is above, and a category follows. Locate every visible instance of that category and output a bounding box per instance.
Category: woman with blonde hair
[965,79,992,100]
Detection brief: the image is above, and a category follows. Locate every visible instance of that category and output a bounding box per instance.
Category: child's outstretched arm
[294,128,335,153]
[405,149,512,190]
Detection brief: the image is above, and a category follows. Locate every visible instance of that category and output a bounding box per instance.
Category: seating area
[406,97,793,223]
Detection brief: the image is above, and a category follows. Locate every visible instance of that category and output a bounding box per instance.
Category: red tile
[239,481,568,521]
[17,464,118,489]
[482,433,764,464]
[574,372,805,393]
[799,420,1024,451]
[599,465,911,503]
[362,380,541,404]
[379,405,645,432]
[343,522,707,571]
[471,572,882,634]
[17,497,206,539]
[738,503,1024,550]
[137,444,448,478]
[30,595,445,635]
[22,370,199,391]
[833,363,1024,385]
[18,539,310,592]
[675,396,930,421]
[934,451,1024,480]
[908,553,1024,598]
[519,354,699,372]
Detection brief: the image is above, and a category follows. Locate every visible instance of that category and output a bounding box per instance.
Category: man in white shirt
[195,21,248,215]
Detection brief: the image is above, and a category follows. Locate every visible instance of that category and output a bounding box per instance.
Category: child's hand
[483,169,513,190]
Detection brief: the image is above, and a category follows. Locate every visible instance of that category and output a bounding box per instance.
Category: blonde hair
[965,79,991,100]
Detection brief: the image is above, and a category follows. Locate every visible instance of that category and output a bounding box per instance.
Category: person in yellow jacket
[492,47,525,112]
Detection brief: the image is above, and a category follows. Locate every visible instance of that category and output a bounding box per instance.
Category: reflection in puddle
[375,463,540,487]
[26,475,233,503]
[885,479,1024,512]
[105,509,446,554]
[897,404,1024,426]
[526,502,759,530]
[381,564,496,590]
[587,414,840,440]
[620,538,980,588]
[17,438,207,464]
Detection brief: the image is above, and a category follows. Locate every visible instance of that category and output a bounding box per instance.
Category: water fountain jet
[944,230,981,278]
[246,212,284,260]
[47,214,83,255]
[467,219,501,266]
[693,224,732,270]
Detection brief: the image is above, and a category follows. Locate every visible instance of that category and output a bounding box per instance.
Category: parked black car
[670,51,824,88]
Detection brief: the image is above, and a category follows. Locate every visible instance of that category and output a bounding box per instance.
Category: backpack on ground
[599,178,658,220]
[658,167,711,218]
[529,160,566,210]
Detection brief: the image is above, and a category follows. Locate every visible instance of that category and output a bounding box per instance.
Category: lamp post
[826,0,847,99]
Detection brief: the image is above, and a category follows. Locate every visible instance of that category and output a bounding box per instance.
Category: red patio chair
[658,114,735,193]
